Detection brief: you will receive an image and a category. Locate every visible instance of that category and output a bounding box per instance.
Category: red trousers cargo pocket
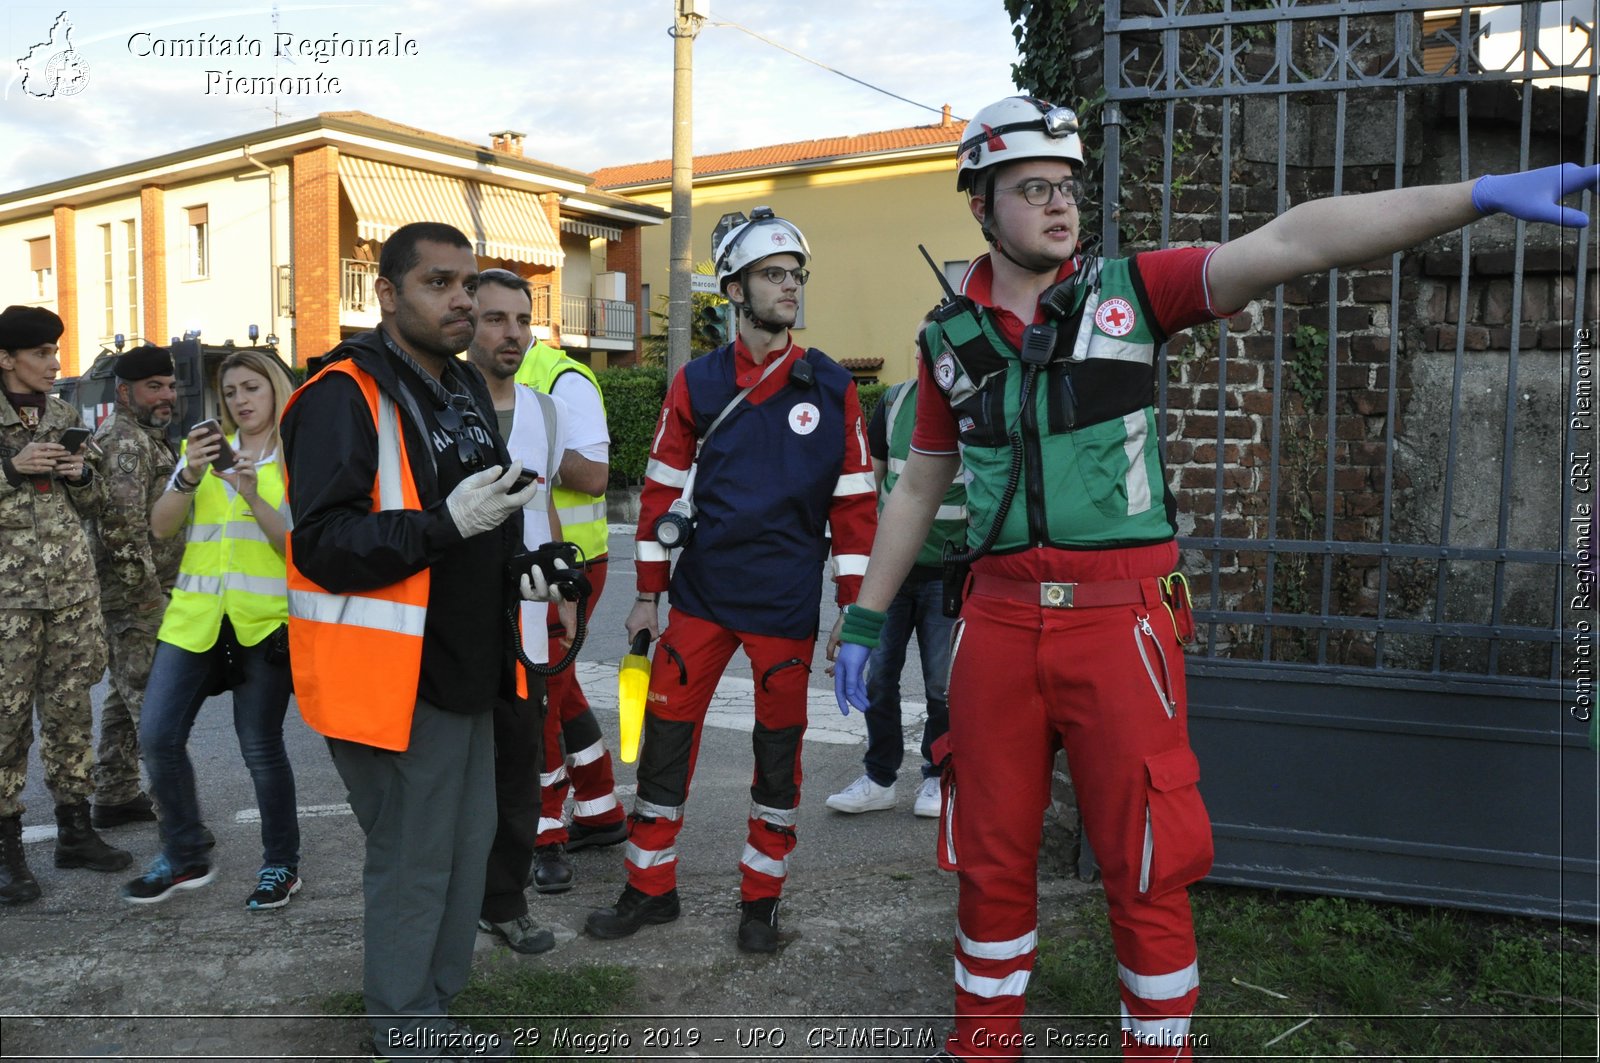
[1137,745,1213,898]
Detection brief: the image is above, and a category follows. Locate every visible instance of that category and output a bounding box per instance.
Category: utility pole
[667,0,708,379]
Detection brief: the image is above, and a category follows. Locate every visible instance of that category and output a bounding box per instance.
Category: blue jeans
[864,575,953,786]
[140,621,299,869]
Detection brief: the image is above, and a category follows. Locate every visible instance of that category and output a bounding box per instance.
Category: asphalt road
[1,526,984,1061]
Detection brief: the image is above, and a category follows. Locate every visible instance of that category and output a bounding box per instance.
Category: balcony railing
[341,259,379,314]
[561,294,636,343]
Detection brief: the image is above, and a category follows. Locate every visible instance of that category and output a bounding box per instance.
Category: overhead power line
[710,18,964,124]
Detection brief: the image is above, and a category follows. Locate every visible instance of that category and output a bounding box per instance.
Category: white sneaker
[825,774,897,813]
[913,777,941,818]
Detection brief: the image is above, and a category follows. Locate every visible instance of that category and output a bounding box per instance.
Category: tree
[639,260,725,365]
[1004,0,1087,105]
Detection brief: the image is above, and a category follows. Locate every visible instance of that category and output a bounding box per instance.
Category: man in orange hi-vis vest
[283,222,565,1062]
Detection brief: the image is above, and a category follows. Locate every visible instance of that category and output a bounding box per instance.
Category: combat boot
[0,816,42,905]
[53,802,133,872]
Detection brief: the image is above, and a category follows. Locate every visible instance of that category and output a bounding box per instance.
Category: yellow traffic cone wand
[618,630,651,763]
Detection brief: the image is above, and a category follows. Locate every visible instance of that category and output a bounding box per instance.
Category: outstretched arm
[1206,163,1600,312]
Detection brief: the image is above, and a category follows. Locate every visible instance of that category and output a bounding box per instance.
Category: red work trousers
[624,608,814,902]
[943,547,1210,1062]
[537,559,625,845]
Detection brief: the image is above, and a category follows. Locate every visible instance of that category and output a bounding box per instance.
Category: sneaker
[913,776,942,818]
[565,818,628,851]
[531,844,574,893]
[245,865,301,910]
[121,854,214,905]
[737,896,782,953]
[91,793,157,828]
[478,913,556,955]
[825,774,897,814]
[584,884,681,940]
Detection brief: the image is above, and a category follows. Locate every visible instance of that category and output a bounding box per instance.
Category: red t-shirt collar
[732,333,796,387]
[960,253,1081,347]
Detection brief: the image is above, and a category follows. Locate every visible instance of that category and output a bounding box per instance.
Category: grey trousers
[329,699,496,1054]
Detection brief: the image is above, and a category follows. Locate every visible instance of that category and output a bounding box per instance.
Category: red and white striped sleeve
[633,366,697,594]
[827,381,878,606]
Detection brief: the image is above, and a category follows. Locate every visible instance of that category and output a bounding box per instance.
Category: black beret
[114,344,175,381]
[0,305,64,351]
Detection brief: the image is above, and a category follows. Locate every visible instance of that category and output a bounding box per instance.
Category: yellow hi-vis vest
[158,439,289,653]
[284,363,430,752]
[515,341,609,560]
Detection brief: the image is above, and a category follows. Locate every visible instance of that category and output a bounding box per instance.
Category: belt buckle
[1040,582,1075,608]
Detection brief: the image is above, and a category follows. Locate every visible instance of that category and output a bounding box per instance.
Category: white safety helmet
[713,207,811,296]
[956,95,1084,193]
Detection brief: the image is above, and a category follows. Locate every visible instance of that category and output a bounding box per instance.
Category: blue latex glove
[834,642,871,716]
[1472,163,1600,227]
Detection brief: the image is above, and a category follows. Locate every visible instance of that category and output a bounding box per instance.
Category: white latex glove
[444,462,541,539]
[519,556,570,602]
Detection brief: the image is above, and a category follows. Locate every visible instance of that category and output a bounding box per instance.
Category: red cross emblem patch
[789,402,821,436]
[1094,297,1137,338]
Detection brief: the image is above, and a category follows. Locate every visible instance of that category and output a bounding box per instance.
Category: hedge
[595,365,668,485]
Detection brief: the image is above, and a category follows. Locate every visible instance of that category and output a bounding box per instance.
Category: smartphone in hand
[193,418,237,470]
[58,427,92,454]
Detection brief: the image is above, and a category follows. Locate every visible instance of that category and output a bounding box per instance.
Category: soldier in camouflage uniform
[0,305,132,906]
[88,345,184,828]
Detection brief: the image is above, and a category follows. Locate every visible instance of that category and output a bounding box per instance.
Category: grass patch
[1031,884,1598,1058]
[322,960,636,1059]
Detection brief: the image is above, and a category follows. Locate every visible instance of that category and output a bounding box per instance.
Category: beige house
[0,112,665,375]
[594,109,988,383]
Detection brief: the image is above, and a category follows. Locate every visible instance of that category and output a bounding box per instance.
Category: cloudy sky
[0,0,1024,193]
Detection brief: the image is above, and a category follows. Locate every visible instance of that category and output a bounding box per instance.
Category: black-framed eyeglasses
[435,400,496,473]
[751,265,810,286]
[998,177,1083,207]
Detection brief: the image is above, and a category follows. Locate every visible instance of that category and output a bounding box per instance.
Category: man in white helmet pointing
[585,208,877,953]
[832,94,1600,1061]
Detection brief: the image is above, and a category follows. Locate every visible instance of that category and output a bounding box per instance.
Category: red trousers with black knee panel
[536,560,626,846]
[623,608,814,902]
[941,544,1211,1062]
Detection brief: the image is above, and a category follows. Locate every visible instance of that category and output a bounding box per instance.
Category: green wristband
[839,603,887,648]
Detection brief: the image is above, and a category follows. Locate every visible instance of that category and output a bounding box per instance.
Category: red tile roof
[838,357,885,371]
[593,120,963,189]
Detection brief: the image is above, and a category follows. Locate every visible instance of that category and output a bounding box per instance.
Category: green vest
[159,441,290,652]
[923,256,1173,552]
[515,342,609,560]
[881,379,968,568]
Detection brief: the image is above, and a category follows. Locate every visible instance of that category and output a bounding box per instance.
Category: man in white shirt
[515,330,625,893]
[466,268,576,953]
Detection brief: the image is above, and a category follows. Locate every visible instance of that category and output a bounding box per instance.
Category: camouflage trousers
[0,600,108,818]
[94,598,167,805]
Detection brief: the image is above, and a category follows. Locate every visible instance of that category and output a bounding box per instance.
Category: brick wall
[607,226,643,356]
[541,193,562,336]
[140,185,166,348]
[53,205,79,375]
[291,145,342,364]
[1064,5,1590,673]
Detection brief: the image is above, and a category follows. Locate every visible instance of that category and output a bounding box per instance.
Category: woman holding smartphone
[122,349,302,910]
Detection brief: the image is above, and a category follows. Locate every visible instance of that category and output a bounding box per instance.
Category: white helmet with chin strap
[713,207,812,297]
[956,95,1084,193]
[958,95,1086,269]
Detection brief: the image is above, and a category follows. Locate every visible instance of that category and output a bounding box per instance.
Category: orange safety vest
[284,361,430,752]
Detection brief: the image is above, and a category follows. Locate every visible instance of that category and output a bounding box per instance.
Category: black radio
[507,541,591,602]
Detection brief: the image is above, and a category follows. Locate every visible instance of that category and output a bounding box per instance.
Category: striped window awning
[339,156,564,268]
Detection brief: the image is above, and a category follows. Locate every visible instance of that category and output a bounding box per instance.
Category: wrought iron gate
[1099,0,1598,920]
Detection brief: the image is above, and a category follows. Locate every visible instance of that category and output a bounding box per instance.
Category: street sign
[690,274,720,295]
